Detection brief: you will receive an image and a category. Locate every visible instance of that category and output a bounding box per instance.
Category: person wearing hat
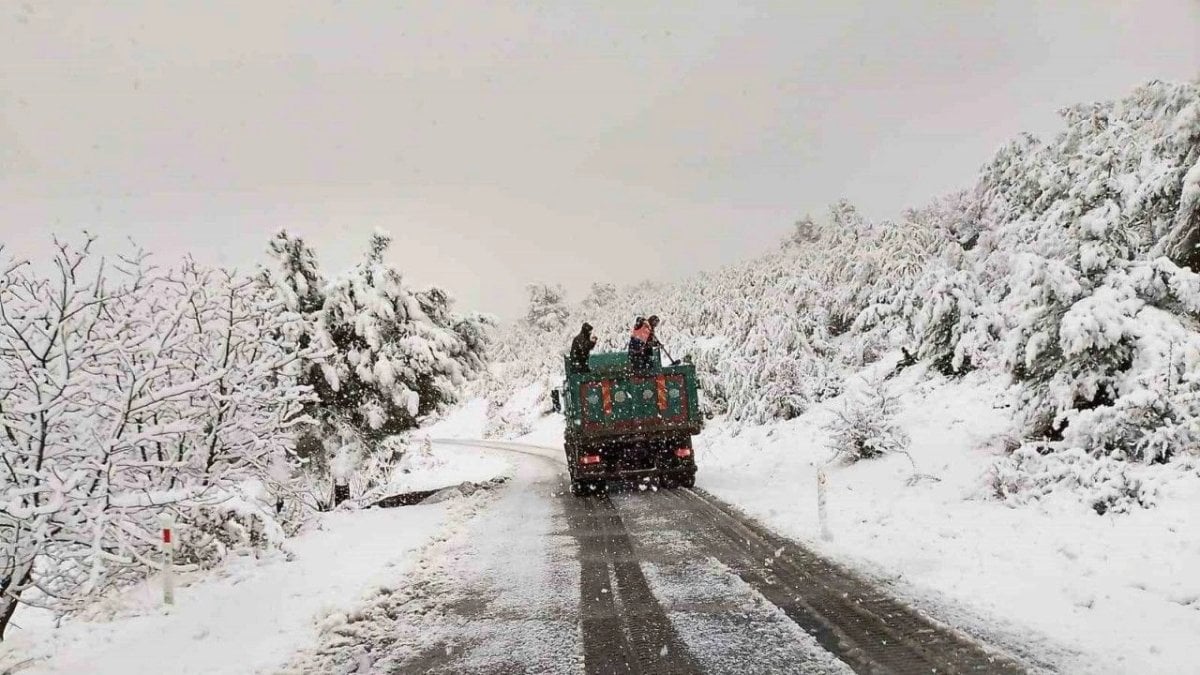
[645,315,661,350]
[628,315,662,371]
[569,322,597,373]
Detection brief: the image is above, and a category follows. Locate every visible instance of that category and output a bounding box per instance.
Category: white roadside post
[817,469,832,541]
[160,513,175,606]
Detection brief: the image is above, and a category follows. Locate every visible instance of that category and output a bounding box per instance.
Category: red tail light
[675,447,692,458]
[580,454,602,465]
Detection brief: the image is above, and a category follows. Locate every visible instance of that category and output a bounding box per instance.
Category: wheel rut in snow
[621,486,1027,675]
[564,490,701,675]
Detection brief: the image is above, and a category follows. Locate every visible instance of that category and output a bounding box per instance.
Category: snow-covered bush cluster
[0,238,317,637]
[483,79,1200,509]
[988,445,1160,515]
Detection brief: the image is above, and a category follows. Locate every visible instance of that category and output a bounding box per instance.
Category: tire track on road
[565,490,701,675]
[641,487,1026,674]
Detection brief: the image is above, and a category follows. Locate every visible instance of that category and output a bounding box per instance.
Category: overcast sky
[2,1,1197,318]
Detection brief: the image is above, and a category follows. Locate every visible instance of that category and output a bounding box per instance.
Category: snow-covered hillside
[482,79,1200,513]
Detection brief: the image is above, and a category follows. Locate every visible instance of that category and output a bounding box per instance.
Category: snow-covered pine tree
[987,83,1200,456]
[582,282,618,312]
[316,231,480,440]
[525,282,570,333]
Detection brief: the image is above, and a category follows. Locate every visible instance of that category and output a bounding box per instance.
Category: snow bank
[1,504,456,675]
[373,437,514,496]
[695,368,1200,674]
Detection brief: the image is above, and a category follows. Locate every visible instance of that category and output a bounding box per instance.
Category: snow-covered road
[3,434,1074,674]
[290,441,1028,674]
[284,438,583,673]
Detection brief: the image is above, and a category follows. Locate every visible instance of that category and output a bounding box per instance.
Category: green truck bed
[560,349,703,440]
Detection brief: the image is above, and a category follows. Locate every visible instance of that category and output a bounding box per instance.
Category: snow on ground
[374,436,514,497]
[0,410,528,675]
[486,366,1200,674]
[422,397,493,440]
[511,409,566,448]
[281,437,579,673]
[694,366,1200,674]
[1,504,458,675]
[344,401,517,504]
[0,403,524,675]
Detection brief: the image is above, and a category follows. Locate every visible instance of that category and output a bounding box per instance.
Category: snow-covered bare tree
[0,238,318,639]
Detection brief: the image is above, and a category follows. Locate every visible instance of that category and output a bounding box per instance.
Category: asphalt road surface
[291,440,1030,674]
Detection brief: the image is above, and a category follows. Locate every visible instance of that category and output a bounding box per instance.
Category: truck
[556,348,703,495]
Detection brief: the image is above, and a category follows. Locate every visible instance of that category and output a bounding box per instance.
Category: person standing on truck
[569,322,597,373]
[629,316,656,371]
[646,315,661,349]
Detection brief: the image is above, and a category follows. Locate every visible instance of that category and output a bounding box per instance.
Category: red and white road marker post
[160,514,176,606]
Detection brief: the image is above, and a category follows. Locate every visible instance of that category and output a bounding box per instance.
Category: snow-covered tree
[475,80,1200,512]
[0,239,317,638]
[582,282,617,312]
[314,231,482,440]
[525,283,569,332]
[256,230,491,503]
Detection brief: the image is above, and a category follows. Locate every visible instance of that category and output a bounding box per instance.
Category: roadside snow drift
[3,504,456,675]
[696,367,1200,674]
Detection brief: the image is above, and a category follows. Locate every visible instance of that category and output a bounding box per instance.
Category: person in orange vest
[628,315,660,371]
[628,317,648,369]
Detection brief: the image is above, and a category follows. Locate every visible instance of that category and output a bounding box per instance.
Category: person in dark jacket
[645,315,661,350]
[569,322,597,373]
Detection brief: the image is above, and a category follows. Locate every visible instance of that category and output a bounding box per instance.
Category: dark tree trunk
[1167,202,1200,272]
[0,562,33,641]
[1163,152,1200,271]
[333,483,350,507]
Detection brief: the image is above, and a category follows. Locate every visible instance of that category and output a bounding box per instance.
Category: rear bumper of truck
[571,448,696,481]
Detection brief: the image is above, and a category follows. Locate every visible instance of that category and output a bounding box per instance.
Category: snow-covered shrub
[988,445,1157,515]
[824,379,910,462]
